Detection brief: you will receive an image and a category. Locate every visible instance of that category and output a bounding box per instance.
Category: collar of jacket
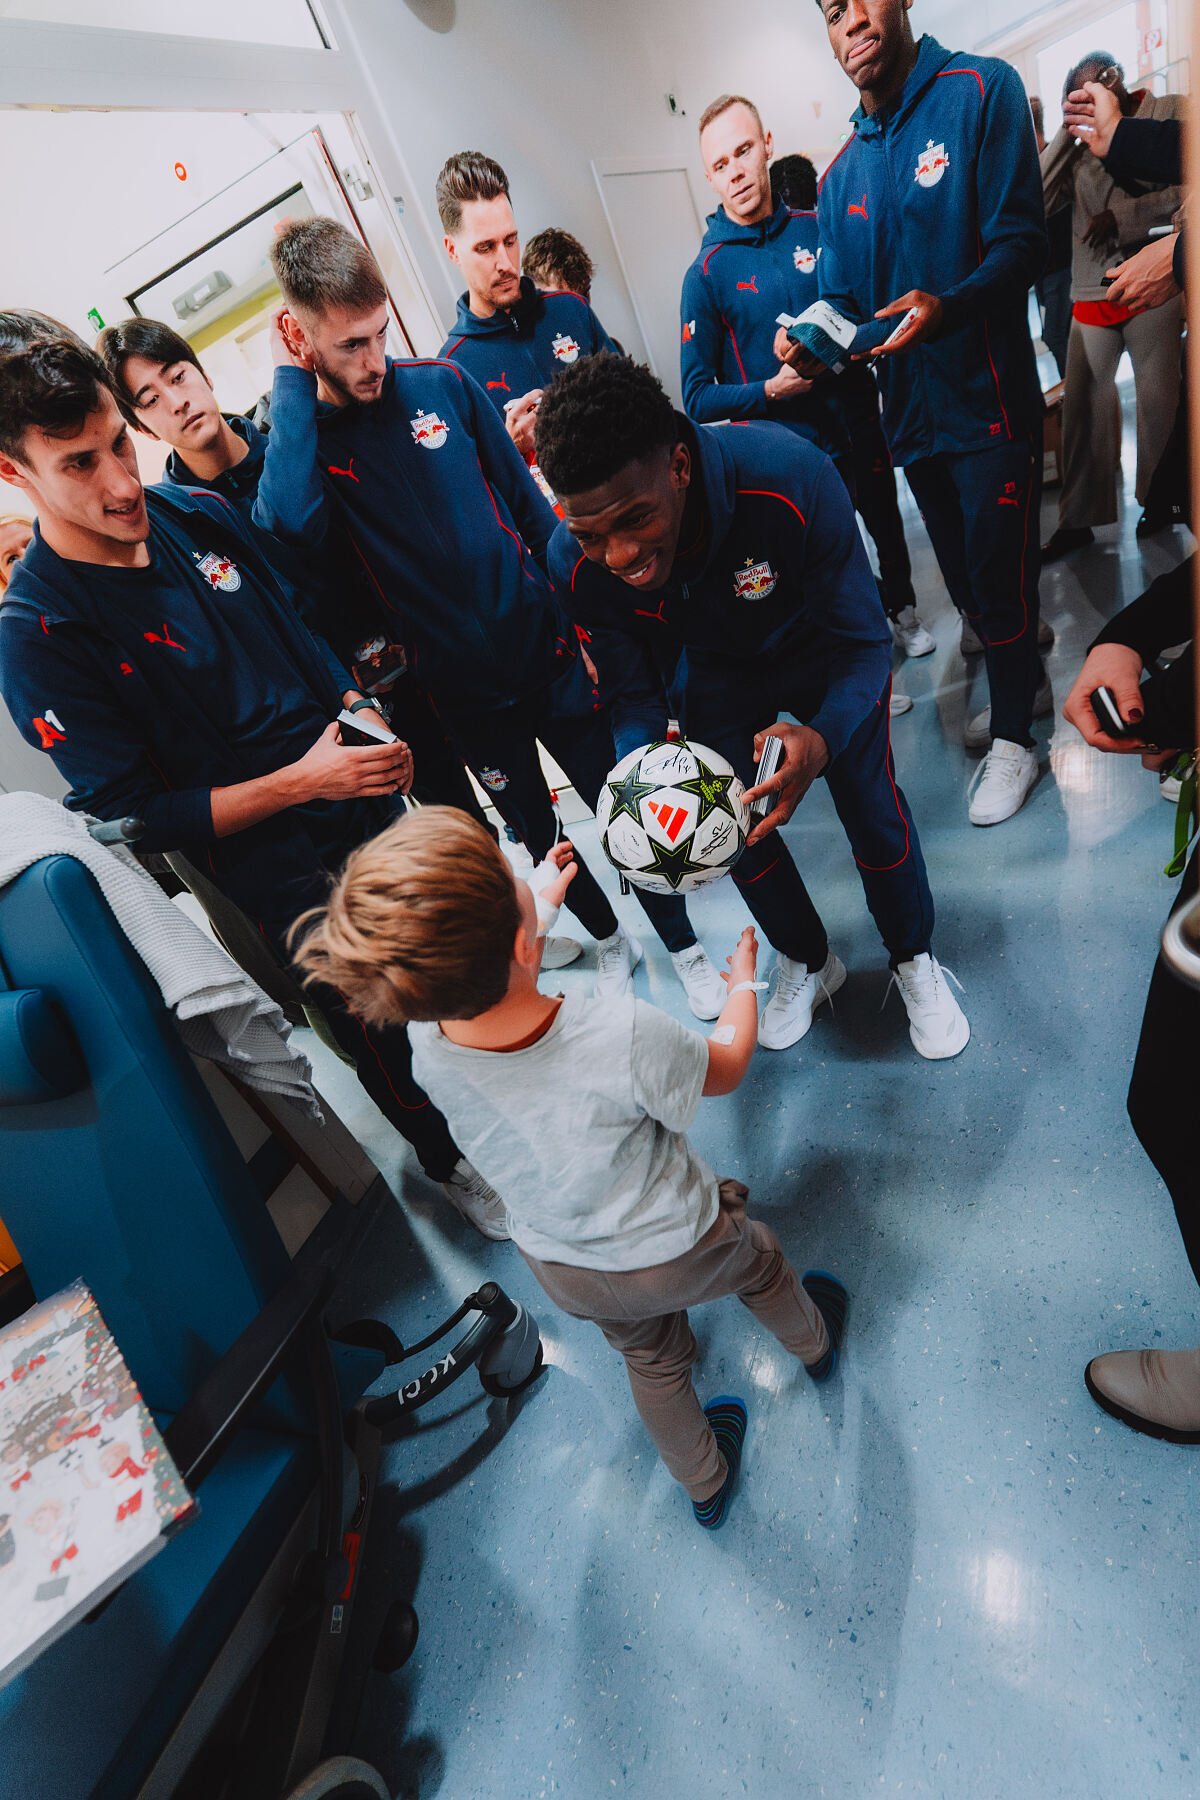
[852,34,954,141]
[165,413,264,494]
[450,275,545,339]
[701,197,795,251]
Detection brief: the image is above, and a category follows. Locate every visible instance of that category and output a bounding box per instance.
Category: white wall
[340,0,860,357]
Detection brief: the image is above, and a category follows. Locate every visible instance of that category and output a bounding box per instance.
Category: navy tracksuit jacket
[0,487,460,1175]
[253,357,692,951]
[818,33,1047,744]
[165,411,488,828]
[680,201,848,464]
[439,276,619,409]
[549,418,935,965]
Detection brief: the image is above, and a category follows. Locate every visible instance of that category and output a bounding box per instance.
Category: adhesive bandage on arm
[528,858,563,938]
[710,1025,738,1045]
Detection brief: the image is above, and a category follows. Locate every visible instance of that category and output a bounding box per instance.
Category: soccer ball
[595,739,749,894]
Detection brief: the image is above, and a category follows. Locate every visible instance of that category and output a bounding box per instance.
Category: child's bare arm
[702,928,762,1096]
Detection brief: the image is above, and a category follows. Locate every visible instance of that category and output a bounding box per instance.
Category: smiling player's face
[0,386,148,552]
[559,444,692,593]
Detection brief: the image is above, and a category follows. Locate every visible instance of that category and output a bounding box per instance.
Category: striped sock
[691,1395,747,1530]
[802,1271,849,1383]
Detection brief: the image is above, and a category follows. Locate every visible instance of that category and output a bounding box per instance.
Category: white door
[593,160,705,407]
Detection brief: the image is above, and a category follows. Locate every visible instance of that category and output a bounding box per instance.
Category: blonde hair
[0,512,33,592]
[290,807,521,1026]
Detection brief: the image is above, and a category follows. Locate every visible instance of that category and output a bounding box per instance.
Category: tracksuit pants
[392,675,493,834]
[447,665,697,955]
[903,436,1044,749]
[839,369,917,622]
[522,1179,827,1501]
[685,655,934,967]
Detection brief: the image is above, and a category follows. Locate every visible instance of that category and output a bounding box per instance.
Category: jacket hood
[165,412,265,493]
[853,34,954,139]
[449,275,546,340]
[700,199,795,250]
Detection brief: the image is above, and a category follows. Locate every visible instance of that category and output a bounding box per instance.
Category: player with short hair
[436,151,620,464]
[0,327,506,1235]
[96,315,494,838]
[794,0,1049,826]
[257,216,729,1018]
[683,97,933,668]
[536,355,969,1061]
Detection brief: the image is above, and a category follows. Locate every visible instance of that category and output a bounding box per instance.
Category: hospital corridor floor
[305,473,1198,1800]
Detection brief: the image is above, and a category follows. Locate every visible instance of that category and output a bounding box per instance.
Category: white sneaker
[540,934,583,969]
[964,673,1053,750]
[594,927,643,998]
[886,953,970,1060]
[890,692,913,717]
[1161,770,1183,803]
[757,951,846,1050]
[670,943,727,1020]
[441,1159,510,1240]
[968,739,1039,825]
[891,606,936,658]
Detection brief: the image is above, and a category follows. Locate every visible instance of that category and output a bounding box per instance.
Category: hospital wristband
[727,980,768,997]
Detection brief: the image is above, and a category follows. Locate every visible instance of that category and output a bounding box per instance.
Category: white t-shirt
[410,993,719,1271]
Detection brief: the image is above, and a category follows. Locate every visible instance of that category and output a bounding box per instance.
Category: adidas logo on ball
[596,739,749,893]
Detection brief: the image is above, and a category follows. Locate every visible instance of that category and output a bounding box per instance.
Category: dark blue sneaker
[802,1271,849,1383]
[691,1395,747,1530]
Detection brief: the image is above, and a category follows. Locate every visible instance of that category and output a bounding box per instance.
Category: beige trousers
[1058,297,1184,527]
[521,1180,828,1502]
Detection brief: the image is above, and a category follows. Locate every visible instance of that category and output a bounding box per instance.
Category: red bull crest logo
[196,552,241,592]
[551,333,580,364]
[411,410,449,449]
[793,246,817,274]
[733,557,777,602]
[915,141,950,188]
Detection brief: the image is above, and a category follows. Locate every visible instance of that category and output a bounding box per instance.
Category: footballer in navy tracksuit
[545,408,938,975]
[157,408,489,830]
[0,484,463,1179]
[817,32,1047,751]
[439,275,619,415]
[255,354,698,958]
[681,198,916,625]
[680,200,848,467]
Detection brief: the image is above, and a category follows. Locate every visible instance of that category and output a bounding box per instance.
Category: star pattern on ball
[605,765,659,827]
[679,767,741,829]
[637,833,700,892]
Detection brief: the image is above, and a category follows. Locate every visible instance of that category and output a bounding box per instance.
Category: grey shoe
[441,1158,510,1240]
[1085,1346,1200,1443]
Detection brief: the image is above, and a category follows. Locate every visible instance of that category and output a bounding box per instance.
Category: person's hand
[1083,208,1119,251]
[1104,235,1180,312]
[269,303,315,373]
[773,325,824,379]
[1062,643,1148,752]
[721,925,759,992]
[871,290,943,357]
[1141,747,1182,773]
[765,363,813,401]
[505,390,543,459]
[291,721,411,801]
[1062,80,1122,158]
[539,839,578,910]
[741,723,830,845]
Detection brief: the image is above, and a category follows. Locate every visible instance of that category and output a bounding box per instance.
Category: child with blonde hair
[296,807,849,1528]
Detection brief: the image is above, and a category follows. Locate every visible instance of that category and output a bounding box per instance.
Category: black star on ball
[606,765,659,827]
[640,833,699,892]
[679,766,740,829]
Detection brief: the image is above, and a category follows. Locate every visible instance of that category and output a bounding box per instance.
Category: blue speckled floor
[306,423,1198,1799]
